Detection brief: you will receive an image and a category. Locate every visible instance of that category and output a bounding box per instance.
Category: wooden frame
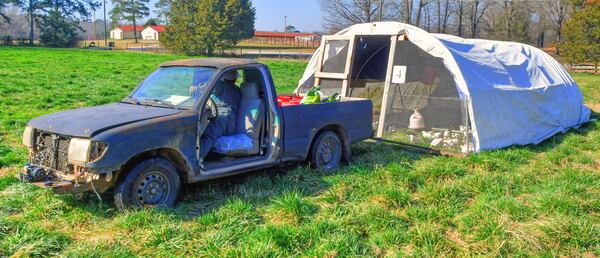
[314,35,357,96]
[376,35,401,138]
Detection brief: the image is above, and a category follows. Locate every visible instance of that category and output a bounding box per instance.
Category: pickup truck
[20,58,373,210]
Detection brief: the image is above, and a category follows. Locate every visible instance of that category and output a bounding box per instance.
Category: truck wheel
[114,158,181,211]
[310,131,342,172]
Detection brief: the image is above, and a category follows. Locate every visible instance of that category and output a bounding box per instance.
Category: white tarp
[298,22,590,152]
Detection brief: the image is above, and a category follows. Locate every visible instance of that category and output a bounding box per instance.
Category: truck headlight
[22,126,34,148]
[68,138,108,163]
[68,138,92,163]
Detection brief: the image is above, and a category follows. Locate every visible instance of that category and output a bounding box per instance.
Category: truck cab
[20,58,373,210]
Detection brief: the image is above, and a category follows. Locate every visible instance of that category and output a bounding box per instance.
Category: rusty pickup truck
[20,58,373,210]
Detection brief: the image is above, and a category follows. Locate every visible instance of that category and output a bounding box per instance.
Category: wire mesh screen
[322,40,349,74]
[318,79,344,96]
[348,80,385,132]
[379,40,473,154]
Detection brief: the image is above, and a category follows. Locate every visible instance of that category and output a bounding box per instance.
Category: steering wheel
[205,96,219,120]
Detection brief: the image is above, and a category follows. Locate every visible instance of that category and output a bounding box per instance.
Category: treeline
[0,0,98,47]
[0,0,257,55]
[321,0,599,63]
[159,0,255,56]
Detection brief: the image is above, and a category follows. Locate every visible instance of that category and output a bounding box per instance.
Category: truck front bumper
[18,164,116,195]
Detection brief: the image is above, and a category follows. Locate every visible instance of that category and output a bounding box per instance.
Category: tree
[414,0,430,27]
[433,0,451,33]
[561,0,600,65]
[0,0,13,23]
[161,0,255,56]
[38,8,79,47]
[111,0,149,43]
[144,17,158,26]
[455,0,466,37]
[14,0,47,45]
[14,0,96,45]
[467,0,488,38]
[154,0,170,24]
[285,25,297,32]
[321,0,393,32]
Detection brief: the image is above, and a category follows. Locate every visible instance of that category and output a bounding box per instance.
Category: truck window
[132,67,216,108]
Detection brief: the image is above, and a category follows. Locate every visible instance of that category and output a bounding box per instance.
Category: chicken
[430,137,443,147]
[461,144,474,154]
[443,129,451,138]
[422,131,434,139]
[444,139,459,147]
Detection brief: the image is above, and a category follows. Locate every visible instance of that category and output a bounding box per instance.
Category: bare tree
[0,7,32,38]
[439,0,451,33]
[455,0,466,37]
[402,0,413,24]
[0,0,11,23]
[414,0,430,27]
[321,0,390,32]
[467,0,488,38]
[544,0,571,43]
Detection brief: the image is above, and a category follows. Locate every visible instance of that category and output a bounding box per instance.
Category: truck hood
[28,103,182,138]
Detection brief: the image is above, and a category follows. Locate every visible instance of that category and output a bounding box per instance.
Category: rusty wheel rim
[134,170,170,206]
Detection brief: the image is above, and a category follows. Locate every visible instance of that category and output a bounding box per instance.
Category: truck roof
[160,58,260,69]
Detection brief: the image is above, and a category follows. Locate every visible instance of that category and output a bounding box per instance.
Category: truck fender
[119,147,193,184]
[310,125,352,163]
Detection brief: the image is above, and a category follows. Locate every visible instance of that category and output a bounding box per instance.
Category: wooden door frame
[314,35,357,96]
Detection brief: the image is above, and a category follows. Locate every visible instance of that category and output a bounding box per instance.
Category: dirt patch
[586,103,600,113]
[0,167,18,177]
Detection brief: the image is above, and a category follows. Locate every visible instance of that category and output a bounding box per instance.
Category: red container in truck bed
[277,95,303,106]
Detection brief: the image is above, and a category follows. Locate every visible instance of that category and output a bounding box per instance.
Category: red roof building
[117,25,144,32]
[142,26,167,40]
[148,25,166,33]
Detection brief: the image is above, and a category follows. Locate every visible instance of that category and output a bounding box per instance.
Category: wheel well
[119,148,191,184]
[310,125,352,162]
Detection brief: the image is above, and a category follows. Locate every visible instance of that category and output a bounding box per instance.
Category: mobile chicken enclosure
[297,22,591,154]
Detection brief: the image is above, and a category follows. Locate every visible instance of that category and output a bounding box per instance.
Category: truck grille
[31,132,71,172]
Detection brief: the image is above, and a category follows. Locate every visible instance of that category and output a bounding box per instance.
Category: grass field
[0,47,599,256]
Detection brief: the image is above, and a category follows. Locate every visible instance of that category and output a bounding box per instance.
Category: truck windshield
[128,67,216,108]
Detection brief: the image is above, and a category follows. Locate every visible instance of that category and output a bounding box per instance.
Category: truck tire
[309,131,342,172]
[114,158,181,211]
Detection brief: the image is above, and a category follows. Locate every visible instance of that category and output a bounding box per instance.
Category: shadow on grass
[3,115,596,222]
[525,111,598,153]
[38,141,427,222]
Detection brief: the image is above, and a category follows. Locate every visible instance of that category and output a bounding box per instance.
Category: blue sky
[95,0,323,32]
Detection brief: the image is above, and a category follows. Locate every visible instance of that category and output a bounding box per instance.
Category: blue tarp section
[433,35,591,151]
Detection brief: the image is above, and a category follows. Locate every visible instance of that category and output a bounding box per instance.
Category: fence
[109,42,315,60]
[568,62,600,74]
[0,37,33,46]
[240,37,321,49]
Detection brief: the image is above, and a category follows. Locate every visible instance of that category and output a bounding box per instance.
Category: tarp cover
[298,22,590,152]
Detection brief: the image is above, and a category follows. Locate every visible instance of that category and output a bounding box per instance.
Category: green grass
[1,47,599,256]
[573,73,600,103]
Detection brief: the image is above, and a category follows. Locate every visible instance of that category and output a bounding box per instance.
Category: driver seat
[213,82,264,156]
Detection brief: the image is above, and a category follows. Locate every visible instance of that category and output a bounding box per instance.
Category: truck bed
[278,96,373,160]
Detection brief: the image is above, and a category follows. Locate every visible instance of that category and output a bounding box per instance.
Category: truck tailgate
[280,99,373,160]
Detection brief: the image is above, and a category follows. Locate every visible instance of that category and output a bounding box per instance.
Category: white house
[110,25,144,40]
[141,26,166,41]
